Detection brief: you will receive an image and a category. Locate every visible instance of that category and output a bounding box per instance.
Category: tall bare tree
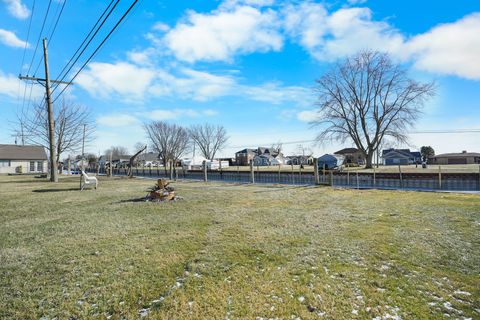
[14,99,94,167]
[312,51,435,168]
[189,123,228,160]
[144,121,190,173]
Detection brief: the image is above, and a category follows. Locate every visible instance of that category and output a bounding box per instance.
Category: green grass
[0,175,479,319]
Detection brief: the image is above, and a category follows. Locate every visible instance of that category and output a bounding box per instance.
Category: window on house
[0,160,10,167]
[37,161,43,172]
[30,161,35,172]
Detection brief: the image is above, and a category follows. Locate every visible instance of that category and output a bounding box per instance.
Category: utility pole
[19,38,73,182]
[80,124,86,190]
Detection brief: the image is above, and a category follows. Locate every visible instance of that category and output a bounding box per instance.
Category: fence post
[329,170,333,186]
[347,170,350,186]
[373,166,376,187]
[478,165,480,191]
[356,170,359,189]
[278,164,281,183]
[291,163,294,184]
[250,161,254,183]
[313,158,319,185]
[203,160,208,182]
[323,164,326,183]
[169,160,174,180]
[398,165,403,188]
[438,165,442,189]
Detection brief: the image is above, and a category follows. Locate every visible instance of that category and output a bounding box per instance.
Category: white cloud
[144,108,218,121]
[0,70,42,100]
[97,114,139,127]
[163,5,283,63]
[282,3,480,79]
[347,0,367,4]
[0,71,21,98]
[76,62,156,101]
[405,13,480,80]
[152,22,170,32]
[2,0,30,19]
[297,109,319,122]
[0,29,29,48]
[283,3,404,61]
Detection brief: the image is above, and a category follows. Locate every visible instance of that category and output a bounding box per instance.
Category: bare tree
[144,121,190,173]
[189,123,228,160]
[312,51,435,168]
[104,146,130,158]
[14,99,94,167]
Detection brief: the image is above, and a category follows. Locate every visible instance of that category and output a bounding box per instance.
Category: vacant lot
[0,175,479,319]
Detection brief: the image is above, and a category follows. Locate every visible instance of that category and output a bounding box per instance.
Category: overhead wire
[32,0,68,76]
[52,0,140,102]
[50,0,119,94]
[26,0,53,76]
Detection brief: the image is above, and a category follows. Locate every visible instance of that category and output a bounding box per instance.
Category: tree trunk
[365,151,374,169]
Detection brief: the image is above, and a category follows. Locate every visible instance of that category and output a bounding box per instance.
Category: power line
[32,0,68,76]
[227,129,480,149]
[51,0,119,94]
[26,0,53,76]
[53,0,140,102]
[19,0,36,115]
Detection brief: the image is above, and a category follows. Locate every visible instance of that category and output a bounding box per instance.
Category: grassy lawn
[0,175,479,319]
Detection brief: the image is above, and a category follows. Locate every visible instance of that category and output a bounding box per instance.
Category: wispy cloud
[97,114,139,127]
[2,0,30,19]
[0,29,29,48]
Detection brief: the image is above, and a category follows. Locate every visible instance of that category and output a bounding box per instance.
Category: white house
[0,144,48,174]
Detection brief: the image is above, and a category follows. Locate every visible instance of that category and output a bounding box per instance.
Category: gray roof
[433,152,480,158]
[0,144,47,160]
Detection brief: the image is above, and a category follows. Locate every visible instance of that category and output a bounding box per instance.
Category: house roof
[138,152,159,162]
[0,144,47,160]
[334,148,360,155]
[382,150,411,159]
[236,148,256,155]
[433,152,480,158]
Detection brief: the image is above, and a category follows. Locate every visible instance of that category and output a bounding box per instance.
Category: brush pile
[146,179,177,202]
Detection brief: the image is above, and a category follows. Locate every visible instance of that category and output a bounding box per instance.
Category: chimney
[462,150,467,153]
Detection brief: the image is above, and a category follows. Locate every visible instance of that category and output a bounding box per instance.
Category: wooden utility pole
[18,38,73,183]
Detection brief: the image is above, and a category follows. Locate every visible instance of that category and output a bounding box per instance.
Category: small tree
[312,51,435,168]
[14,99,94,167]
[420,146,435,162]
[144,121,190,174]
[189,124,228,160]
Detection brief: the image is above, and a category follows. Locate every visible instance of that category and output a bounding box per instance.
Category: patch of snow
[454,290,471,296]
[352,309,358,315]
[152,297,164,304]
[138,308,150,318]
[298,296,305,303]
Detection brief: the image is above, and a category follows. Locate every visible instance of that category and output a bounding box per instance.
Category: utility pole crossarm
[18,75,73,85]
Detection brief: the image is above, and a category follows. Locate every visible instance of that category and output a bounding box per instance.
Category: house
[137,152,160,167]
[382,148,422,165]
[317,154,344,170]
[334,148,365,165]
[286,155,314,165]
[253,153,285,166]
[429,151,480,165]
[98,154,132,169]
[0,144,47,174]
[235,147,283,166]
[235,149,257,166]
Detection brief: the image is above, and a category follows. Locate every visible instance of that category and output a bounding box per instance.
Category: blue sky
[0,0,479,158]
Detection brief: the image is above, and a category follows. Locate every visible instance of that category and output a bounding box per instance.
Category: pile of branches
[146,179,178,202]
